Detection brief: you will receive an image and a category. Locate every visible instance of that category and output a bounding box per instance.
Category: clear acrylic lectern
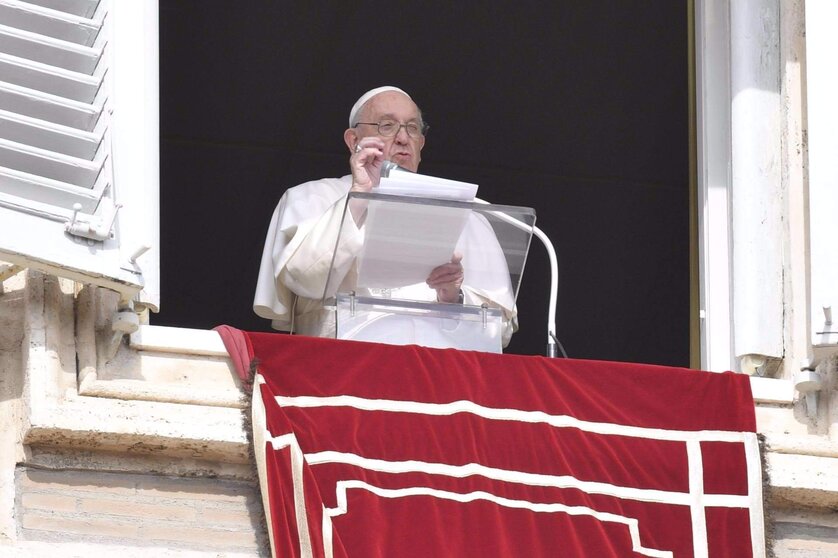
[321,190,535,353]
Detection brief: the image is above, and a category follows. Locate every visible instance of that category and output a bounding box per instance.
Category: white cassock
[253,175,518,348]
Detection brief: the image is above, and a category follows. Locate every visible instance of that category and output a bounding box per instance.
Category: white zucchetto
[348,86,410,127]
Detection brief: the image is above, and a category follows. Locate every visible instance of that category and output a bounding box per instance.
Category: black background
[155,1,690,366]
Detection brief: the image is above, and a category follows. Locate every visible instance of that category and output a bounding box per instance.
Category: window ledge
[75,288,247,409]
[749,376,794,405]
[129,324,228,357]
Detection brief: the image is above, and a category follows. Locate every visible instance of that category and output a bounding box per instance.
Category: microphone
[381,160,413,178]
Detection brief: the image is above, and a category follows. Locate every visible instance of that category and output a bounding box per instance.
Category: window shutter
[806,1,838,351]
[0,0,159,309]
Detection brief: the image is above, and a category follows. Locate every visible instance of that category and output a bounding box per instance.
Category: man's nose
[394,125,410,143]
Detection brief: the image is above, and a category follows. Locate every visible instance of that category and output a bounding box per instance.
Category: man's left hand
[427,253,464,303]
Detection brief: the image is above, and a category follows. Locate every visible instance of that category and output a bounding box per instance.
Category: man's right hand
[350,138,386,193]
[427,253,464,303]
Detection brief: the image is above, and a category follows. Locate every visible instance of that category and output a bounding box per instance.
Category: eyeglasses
[354,120,429,138]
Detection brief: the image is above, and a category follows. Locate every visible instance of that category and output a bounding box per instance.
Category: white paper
[376,173,478,201]
[357,201,470,289]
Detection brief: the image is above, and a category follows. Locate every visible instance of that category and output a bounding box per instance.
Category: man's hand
[350,137,386,193]
[347,138,386,225]
[427,253,464,303]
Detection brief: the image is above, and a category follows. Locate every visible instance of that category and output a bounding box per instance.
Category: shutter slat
[23,0,100,19]
[0,165,100,214]
[0,80,101,130]
[0,23,102,74]
[0,51,102,103]
[0,0,102,47]
[0,136,103,187]
[0,108,101,159]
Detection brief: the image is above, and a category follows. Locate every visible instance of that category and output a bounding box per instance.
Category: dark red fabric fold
[213,324,254,385]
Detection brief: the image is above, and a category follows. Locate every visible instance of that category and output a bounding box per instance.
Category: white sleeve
[280,194,363,299]
[253,180,361,330]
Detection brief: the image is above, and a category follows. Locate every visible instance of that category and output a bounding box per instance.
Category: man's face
[353,91,425,172]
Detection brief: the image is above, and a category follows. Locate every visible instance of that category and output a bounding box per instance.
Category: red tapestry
[230,331,764,558]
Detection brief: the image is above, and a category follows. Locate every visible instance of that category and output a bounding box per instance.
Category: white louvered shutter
[0,0,159,309]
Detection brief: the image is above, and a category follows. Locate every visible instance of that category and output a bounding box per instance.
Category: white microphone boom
[474,198,560,357]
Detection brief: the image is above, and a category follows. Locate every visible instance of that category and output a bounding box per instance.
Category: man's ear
[344,128,359,153]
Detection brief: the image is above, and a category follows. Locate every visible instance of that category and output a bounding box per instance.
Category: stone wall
[771,508,838,557]
[15,467,266,553]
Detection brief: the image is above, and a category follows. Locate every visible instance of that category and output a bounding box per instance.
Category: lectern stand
[322,191,535,353]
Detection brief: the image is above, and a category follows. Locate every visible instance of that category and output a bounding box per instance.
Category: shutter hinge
[65,203,121,242]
